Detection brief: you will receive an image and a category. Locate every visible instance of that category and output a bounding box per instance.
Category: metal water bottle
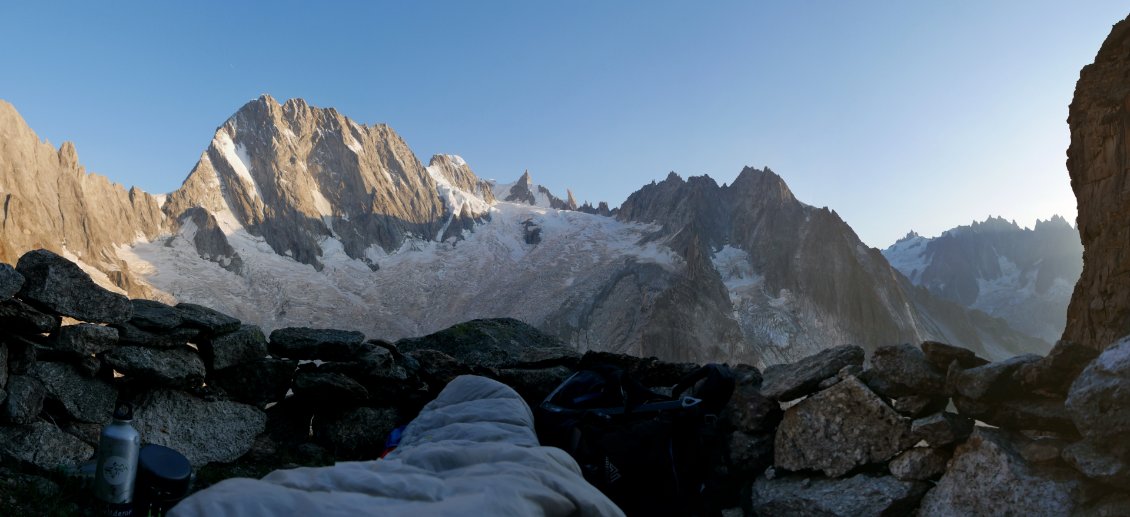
[94,403,141,516]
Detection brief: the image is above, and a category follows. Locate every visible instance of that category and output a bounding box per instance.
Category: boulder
[209,358,297,408]
[5,334,38,375]
[921,340,989,370]
[397,318,578,368]
[174,302,240,335]
[1062,439,1130,488]
[0,298,60,334]
[292,370,369,404]
[1017,339,1101,397]
[953,396,1078,435]
[889,447,950,481]
[132,389,266,466]
[49,323,118,357]
[269,327,366,361]
[910,412,974,447]
[3,375,44,424]
[203,324,267,371]
[313,407,399,460]
[15,249,132,324]
[774,376,914,477]
[103,346,206,388]
[751,472,929,517]
[1066,335,1130,440]
[127,299,184,331]
[113,322,199,349]
[865,343,946,398]
[0,420,93,470]
[918,428,1089,515]
[0,262,24,301]
[761,345,865,402]
[27,361,116,423]
[947,354,1041,401]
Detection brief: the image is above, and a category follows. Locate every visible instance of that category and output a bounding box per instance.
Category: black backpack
[536,363,735,516]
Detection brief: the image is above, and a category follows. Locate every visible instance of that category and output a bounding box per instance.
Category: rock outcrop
[1064,16,1130,351]
[0,100,165,297]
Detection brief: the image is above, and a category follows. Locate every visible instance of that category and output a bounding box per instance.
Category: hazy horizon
[1,1,1126,247]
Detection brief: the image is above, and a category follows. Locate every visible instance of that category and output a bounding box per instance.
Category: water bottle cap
[113,403,133,421]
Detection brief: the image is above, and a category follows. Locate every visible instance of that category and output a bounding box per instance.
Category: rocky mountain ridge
[0,95,1046,366]
[883,215,1082,344]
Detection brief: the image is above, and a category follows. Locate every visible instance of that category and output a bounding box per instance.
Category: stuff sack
[536,363,735,516]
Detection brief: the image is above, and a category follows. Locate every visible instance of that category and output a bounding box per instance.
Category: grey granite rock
[774,376,914,477]
[0,262,24,301]
[133,389,266,466]
[3,375,44,424]
[269,327,366,361]
[918,428,1088,516]
[1066,335,1130,440]
[15,249,131,324]
[0,420,93,470]
[27,361,116,423]
[751,472,929,517]
[103,346,206,388]
[761,345,865,402]
[205,324,268,371]
[50,323,118,357]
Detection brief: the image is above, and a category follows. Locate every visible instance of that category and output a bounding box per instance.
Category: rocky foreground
[0,248,1127,516]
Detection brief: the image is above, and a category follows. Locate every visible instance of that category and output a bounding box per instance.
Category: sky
[0,2,1126,248]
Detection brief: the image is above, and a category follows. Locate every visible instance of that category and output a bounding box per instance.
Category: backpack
[536,363,735,516]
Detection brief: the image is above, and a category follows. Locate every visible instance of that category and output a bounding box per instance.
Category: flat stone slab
[27,361,116,423]
[269,327,366,361]
[133,389,266,466]
[15,249,131,324]
[0,420,93,470]
[761,345,865,402]
[752,472,929,517]
[103,346,206,388]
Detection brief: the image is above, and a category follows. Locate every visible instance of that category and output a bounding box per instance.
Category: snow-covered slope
[122,178,681,352]
[882,217,1083,345]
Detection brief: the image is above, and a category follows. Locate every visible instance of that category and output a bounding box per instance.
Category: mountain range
[0,95,1051,366]
[883,216,1082,345]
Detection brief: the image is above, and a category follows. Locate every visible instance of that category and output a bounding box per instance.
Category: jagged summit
[491,169,579,211]
[164,95,448,270]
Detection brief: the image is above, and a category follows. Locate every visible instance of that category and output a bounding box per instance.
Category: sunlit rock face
[164,94,449,271]
[0,100,166,298]
[1064,15,1130,351]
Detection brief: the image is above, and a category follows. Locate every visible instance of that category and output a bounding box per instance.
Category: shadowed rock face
[617,168,1047,363]
[164,95,448,270]
[1064,16,1130,351]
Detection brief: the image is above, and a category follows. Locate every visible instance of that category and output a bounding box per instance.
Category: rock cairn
[1,248,1128,515]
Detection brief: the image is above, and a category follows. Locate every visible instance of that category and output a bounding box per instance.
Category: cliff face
[0,100,166,297]
[1064,15,1130,350]
[616,168,1046,363]
[164,95,448,270]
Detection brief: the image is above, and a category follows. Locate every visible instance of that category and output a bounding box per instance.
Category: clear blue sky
[1,2,1125,247]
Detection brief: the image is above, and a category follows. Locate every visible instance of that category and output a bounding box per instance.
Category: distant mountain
[882,216,1082,344]
[0,96,1048,365]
